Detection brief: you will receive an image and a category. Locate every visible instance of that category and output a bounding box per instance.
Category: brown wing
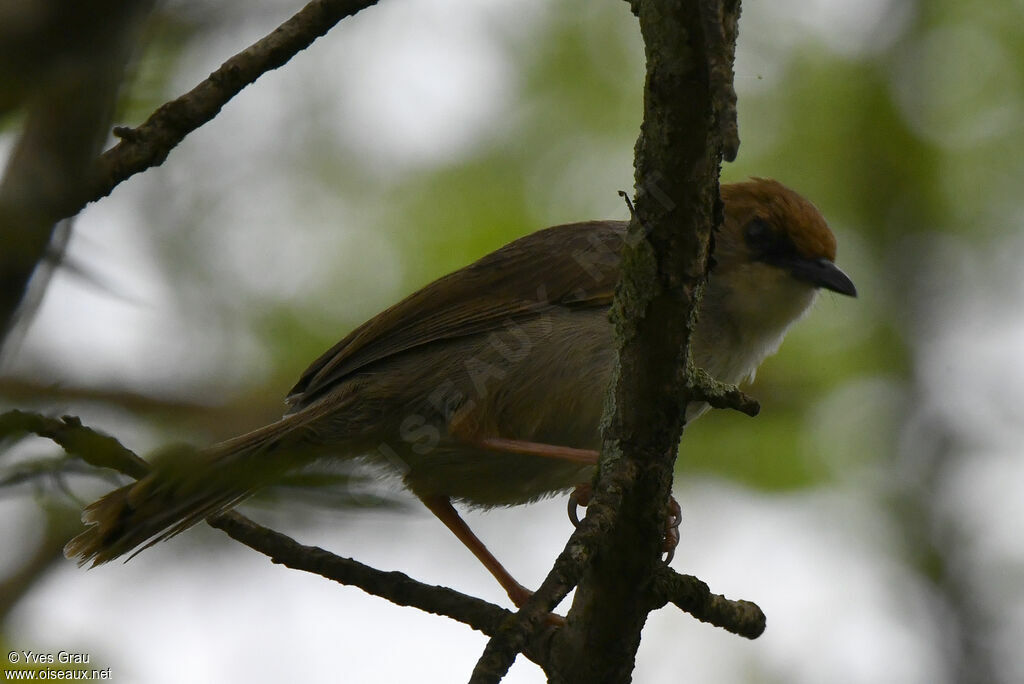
[285,221,627,411]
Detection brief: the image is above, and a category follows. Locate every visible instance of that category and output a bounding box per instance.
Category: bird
[65,177,856,607]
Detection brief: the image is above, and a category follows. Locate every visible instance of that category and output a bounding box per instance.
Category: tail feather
[64,415,313,566]
[63,477,253,566]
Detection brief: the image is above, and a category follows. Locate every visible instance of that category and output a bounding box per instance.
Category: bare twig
[208,512,514,634]
[0,409,550,666]
[686,365,760,417]
[0,410,149,479]
[81,0,380,218]
[3,0,381,351]
[651,565,766,639]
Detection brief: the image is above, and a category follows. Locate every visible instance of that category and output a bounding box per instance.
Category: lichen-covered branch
[467,1,750,682]
[468,466,626,683]
[687,364,761,416]
[651,565,766,639]
[699,0,741,161]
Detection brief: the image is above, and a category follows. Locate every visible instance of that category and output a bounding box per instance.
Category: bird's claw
[568,485,680,564]
[662,496,681,564]
[567,483,592,528]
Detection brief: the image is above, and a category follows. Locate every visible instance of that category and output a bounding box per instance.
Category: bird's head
[719,177,855,294]
[695,178,856,381]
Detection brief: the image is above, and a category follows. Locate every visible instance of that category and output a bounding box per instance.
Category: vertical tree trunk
[546,1,740,681]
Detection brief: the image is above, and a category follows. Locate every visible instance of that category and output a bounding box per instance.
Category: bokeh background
[2,0,1023,681]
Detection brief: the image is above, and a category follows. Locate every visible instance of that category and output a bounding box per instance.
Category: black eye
[744,218,773,248]
[743,217,800,265]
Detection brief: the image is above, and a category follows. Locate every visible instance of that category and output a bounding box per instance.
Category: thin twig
[651,565,766,639]
[73,0,380,220]
[0,410,149,478]
[209,511,515,636]
[686,365,760,417]
[0,409,552,667]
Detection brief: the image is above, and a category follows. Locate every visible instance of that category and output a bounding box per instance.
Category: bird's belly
[354,309,615,506]
[400,447,596,507]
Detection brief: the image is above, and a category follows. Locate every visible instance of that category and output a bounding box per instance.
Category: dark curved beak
[786,257,857,297]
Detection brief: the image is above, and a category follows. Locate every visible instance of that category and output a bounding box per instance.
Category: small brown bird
[65,178,855,606]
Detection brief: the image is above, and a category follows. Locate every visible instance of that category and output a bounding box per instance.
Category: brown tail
[64,415,313,566]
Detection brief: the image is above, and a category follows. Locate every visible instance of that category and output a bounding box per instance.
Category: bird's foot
[568,484,680,564]
[567,483,592,527]
[662,495,681,564]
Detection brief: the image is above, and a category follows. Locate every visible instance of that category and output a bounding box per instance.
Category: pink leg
[466,436,602,534]
[474,437,599,465]
[420,494,533,607]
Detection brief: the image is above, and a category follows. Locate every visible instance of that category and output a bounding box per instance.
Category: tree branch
[207,512,523,641]
[686,365,760,416]
[545,4,746,678]
[468,2,751,681]
[699,0,741,161]
[2,0,381,350]
[468,469,625,683]
[0,410,555,668]
[2,401,763,676]
[651,565,765,639]
[73,0,379,222]
[0,410,150,479]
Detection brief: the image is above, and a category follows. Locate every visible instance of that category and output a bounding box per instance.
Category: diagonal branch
[651,565,766,639]
[207,513,520,641]
[73,0,380,221]
[3,407,764,674]
[0,409,554,667]
[0,410,150,479]
[2,0,381,346]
